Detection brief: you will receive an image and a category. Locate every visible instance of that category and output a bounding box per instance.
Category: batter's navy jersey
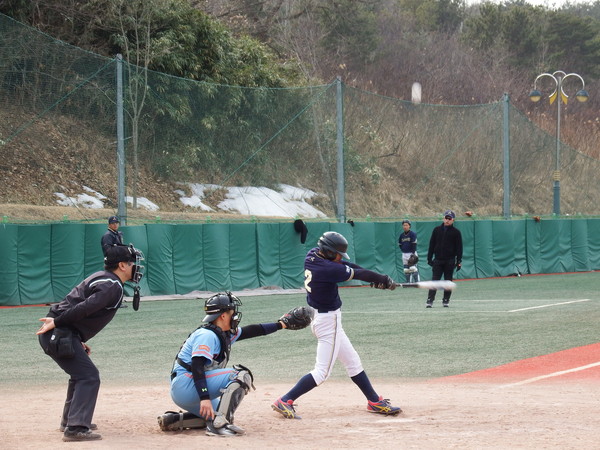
[304,247,355,312]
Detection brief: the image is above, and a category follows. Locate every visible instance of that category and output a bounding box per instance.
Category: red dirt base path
[438,342,600,384]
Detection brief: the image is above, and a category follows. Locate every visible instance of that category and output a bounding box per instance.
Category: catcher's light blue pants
[170,368,236,416]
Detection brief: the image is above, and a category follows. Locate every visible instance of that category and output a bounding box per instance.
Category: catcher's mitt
[407,253,418,266]
[279,306,313,330]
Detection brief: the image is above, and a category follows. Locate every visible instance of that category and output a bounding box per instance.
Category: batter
[272,231,401,419]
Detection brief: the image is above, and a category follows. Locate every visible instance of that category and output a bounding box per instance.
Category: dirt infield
[3,345,599,449]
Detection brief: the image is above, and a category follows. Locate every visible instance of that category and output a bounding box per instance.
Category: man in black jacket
[426,210,462,308]
[37,244,144,442]
[101,216,123,256]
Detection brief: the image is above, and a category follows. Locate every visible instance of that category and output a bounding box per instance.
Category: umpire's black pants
[427,259,455,303]
[39,331,100,429]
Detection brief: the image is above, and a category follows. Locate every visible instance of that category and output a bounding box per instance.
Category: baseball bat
[394,280,456,290]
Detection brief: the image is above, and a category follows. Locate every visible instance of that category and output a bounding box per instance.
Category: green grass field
[2,272,599,387]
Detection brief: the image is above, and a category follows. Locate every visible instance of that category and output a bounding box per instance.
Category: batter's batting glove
[370,275,396,290]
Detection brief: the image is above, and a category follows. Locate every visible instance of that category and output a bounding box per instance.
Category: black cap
[108,215,120,224]
[104,244,136,265]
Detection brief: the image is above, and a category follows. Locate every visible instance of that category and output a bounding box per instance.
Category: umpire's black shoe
[426,301,433,308]
[443,301,449,307]
[60,423,97,432]
[62,426,102,442]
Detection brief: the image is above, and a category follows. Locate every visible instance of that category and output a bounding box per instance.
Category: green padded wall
[84,224,108,276]
[18,225,53,303]
[3,219,600,305]
[0,225,19,305]
[587,219,600,268]
[172,224,205,294]
[51,224,86,300]
[230,223,260,290]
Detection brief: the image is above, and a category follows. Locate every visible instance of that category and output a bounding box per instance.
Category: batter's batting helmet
[318,231,350,260]
[203,292,242,323]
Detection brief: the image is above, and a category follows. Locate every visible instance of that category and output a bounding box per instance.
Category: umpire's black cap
[104,244,137,265]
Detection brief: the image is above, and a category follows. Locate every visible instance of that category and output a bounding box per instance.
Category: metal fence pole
[502,93,511,219]
[116,54,126,224]
[336,77,345,223]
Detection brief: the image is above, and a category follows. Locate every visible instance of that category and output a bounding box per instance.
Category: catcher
[158,292,311,436]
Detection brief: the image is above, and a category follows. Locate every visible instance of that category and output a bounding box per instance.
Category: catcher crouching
[158,292,312,436]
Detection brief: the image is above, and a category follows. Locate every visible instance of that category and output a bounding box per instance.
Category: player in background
[271,231,401,419]
[426,210,463,308]
[101,216,124,256]
[398,219,419,283]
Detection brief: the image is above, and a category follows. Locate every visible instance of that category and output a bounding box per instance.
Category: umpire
[37,244,144,442]
[426,210,462,308]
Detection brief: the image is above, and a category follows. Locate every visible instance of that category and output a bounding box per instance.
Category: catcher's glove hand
[279,306,312,330]
[407,253,418,266]
[370,275,396,290]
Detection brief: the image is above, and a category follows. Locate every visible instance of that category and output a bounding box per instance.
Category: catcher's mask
[318,231,349,260]
[104,244,145,284]
[203,292,243,332]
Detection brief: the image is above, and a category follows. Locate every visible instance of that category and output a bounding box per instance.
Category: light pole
[529,71,588,215]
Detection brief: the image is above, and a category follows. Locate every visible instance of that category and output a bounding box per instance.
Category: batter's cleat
[62,426,102,442]
[426,301,433,308]
[60,423,97,432]
[367,396,402,415]
[272,398,301,419]
[443,301,449,307]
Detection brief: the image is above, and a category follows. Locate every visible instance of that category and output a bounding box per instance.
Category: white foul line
[501,362,600,387]
[508,299,590,312]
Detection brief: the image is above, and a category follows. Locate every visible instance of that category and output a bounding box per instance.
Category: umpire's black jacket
[47,271,125,342]
[427,224,463,264]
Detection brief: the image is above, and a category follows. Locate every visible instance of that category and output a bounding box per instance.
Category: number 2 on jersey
[304,269,312,292]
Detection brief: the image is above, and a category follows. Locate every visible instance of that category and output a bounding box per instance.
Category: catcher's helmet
[203,292,242,324]
[318,231,349,260]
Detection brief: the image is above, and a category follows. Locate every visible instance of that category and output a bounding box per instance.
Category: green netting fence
[1,13,600,223]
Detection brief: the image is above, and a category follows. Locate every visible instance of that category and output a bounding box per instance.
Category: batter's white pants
[309,308,364,385]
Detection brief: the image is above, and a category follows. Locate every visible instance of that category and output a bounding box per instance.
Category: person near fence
[161,293,310,436]
[271,231,402,420]
[36,244,144,442]
[426,210,463,308]
[101,216,123,256]
[398,219,419,283]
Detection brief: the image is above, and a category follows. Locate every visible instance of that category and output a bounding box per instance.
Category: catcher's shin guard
[215,366,255,427]
[157,411,206,431]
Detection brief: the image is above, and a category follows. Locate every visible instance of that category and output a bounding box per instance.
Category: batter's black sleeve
[352,268,388,285]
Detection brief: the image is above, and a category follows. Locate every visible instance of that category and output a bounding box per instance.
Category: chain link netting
[1,13,599,222]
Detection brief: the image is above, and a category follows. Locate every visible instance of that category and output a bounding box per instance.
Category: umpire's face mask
[129,247,145,284]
